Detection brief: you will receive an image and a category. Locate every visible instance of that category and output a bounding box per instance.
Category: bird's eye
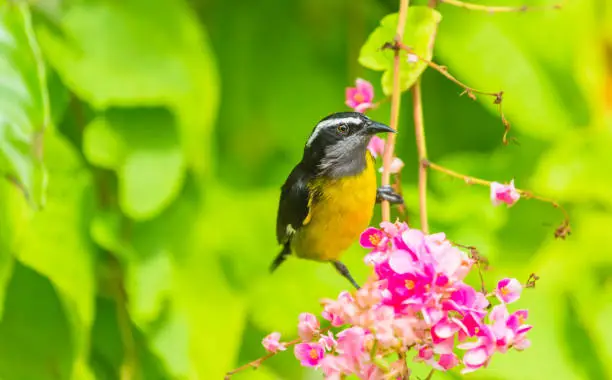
[337,124,349,135]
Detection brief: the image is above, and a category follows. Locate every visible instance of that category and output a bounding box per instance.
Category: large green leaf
[83,108,185,220]
[358,7,442,95]
[12,133,95,379]
[533,129,612,208]
[0,2,49,206]
[0,181,18,320]
[0,264,74,380]
[432,3,598,140]
[36,0,219,175]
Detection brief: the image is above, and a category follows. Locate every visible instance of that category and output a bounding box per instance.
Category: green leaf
[433,7,580,140]
[13,133,96,379]
[36,0,220,175]
[0,2,50,206]
[358,7,442,95]
[0,264,74,380]
[533,129,612,207]
[83,108,185,220]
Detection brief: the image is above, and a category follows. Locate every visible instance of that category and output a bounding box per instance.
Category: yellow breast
[292,152,377,262]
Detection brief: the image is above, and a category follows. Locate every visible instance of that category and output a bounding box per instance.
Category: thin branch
[425,160,571,238]
[225,337,303,379]
[451,242,488,293]
[381,0,410,222]
[397,42,512,145]
[412,79,429,233]
[439,0,562,13]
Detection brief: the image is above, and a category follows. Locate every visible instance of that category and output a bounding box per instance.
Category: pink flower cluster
[262,221,531,378]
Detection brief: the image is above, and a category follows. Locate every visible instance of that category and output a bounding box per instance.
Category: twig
[107,257,137,380]
[397,42,512,145]
[438,0,562,13]
[381,0,410,222]
[525,273,540,288]
[451,242,489,293]
[225,337,302,378]
[412,79,429,233]
[424,160,570,238]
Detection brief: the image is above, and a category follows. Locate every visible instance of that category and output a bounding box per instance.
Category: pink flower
[407,53,419,63]
[444,284,489,319]
[319,331,337,351]
[262,332,286,353]
[320,354,347,379]
[336,327,367,369]
[496,278,522,304]
[506,309,532,350]
[437,353,459,370]
[378,157,405,174]
[322,291,355,327]
[367,136,385,158]
[295,342,325,367]
[345,78,374,113]
[359,227,387,249]
[490,180,520,207]
[458,326,495,373]
[298,312,320,341]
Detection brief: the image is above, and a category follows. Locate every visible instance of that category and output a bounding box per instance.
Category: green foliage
[0,2,49,207]
[359,7,442,95]
[0,0,611,379]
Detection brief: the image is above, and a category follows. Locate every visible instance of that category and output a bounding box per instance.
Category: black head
[302,112,394,177]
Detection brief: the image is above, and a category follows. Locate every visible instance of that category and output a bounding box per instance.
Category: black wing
[276,162,313,245]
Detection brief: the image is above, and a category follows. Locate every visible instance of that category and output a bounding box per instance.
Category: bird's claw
[376,185,404,205]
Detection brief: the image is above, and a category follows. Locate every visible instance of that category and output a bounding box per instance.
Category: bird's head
[303,112,395,177]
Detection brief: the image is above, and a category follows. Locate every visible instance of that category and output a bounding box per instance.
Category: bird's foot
[332,261,360,289]
[376,185,404,205]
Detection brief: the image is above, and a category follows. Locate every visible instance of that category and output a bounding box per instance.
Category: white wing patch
[286,224,296,236]
[306,116,362,147]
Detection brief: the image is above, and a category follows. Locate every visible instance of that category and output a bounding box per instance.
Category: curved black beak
[366,121,395,134]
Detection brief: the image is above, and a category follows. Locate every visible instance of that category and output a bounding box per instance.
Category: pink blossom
[359,227,387,249]
[345,78,374,113]
[319,331,337,351]
[458,326,495,373]
[320,355,347,379]
[378,157,405,174]
[496,278,522,304]
[336,327,367,369]
[444,284,489,319]
[438,353,459,370]
[407,53,419,63]
[367,136,385,158]
[490,180,520,207]
[261,220,533,377]
[298,312,320,341]
[322,291,355,327]
[262,332,286,353]
[295,342,325,367]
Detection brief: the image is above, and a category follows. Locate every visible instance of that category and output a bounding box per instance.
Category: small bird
[271,112,404,289]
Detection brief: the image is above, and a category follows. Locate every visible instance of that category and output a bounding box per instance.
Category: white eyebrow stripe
[305,116,362,147]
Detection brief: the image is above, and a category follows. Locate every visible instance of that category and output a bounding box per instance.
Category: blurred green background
[1,0,611,379]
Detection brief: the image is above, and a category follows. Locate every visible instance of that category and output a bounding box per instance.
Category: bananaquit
[271,112,403,289]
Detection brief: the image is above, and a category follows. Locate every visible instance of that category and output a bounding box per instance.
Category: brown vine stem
[224,337,302,379]
[225,327,330,379]
[413,79,429,233]
[425,160,571,238]
[397,42,512,145]
[438,0,562,13]
[381,0,410,222]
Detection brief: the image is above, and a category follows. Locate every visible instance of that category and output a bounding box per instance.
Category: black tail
[270,242,291,272]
